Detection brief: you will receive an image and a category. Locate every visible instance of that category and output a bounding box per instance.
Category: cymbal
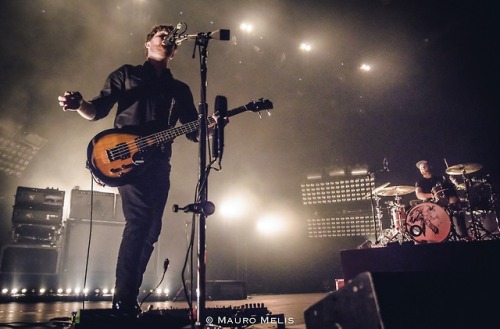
[363,182,390,198]
[377,185,415,196]
[445,163,482,175]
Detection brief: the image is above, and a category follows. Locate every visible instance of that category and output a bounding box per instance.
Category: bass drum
[403,202,451,243]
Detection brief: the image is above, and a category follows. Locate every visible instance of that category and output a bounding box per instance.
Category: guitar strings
[95,117,216,163]
[93,102,264,164]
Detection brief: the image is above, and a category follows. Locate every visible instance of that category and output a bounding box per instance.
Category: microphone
[176,29,230,45]
[383,158,390,172]
[163,23,182,47]
[213,95,227,161]
[172,201,216,216]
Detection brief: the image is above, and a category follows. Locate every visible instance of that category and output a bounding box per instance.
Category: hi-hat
[445,163,482,175]
[377,185,415,196]
[363,182,390,198]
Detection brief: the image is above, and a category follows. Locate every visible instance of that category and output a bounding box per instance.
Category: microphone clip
[172,201,216,216]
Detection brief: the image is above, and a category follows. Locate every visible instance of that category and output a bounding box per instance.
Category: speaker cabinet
[305,271,500,329]
[60,219,158,289]
[0,244,59,274]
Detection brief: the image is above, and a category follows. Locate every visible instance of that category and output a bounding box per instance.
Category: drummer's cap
[415,160,428,168]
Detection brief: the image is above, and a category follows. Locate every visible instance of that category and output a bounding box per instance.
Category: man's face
[419,163,430,175]
[146,30,173,60]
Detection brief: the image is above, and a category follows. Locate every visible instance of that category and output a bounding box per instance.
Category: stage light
[2,288,8,294]
[328,166,346,177]
[350,164,369,176]
[0,129,46,177]
[219,197,250,219]
[65,288,72,294]
[11,288,18,294]
[301,178,374,205]
[306,170,323,180]
[360,64,371,71]
[240,22,253,33]
[256,214,285,236]
[307,215,379,238]
[163,288,169,295]
[102,288,109,294]
[300,43,312,52]
[39,288,46,294]
[57,288,63,294]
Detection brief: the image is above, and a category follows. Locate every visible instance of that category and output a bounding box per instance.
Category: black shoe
[112,300,142,318]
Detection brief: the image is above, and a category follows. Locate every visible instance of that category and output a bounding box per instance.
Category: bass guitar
[86,98,273,187]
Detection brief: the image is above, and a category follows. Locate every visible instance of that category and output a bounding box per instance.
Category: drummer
[415,160,467,238]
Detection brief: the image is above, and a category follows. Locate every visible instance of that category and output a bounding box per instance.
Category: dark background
[0,0,498,293]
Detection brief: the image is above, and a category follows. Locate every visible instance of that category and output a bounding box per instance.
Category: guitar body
[87,126,154,187]
[86,98,273,187]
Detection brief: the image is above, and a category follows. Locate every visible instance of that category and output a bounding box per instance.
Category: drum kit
[371,163,499,245]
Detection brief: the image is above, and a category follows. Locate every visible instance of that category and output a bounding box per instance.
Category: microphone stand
[193,33,210,328]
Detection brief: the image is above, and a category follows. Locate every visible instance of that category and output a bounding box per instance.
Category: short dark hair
[144,24,178,57]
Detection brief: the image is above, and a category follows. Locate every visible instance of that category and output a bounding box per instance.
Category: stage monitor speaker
[0,244,59,274]
[60,219,158,289]
[206,280,247,300]
[305,271,500,329]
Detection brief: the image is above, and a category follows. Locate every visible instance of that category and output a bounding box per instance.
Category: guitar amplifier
[69,189,115,221]
[11,205,63,225]
[0,244,60,274]
[12,224,61,245]
[15,186,65,208]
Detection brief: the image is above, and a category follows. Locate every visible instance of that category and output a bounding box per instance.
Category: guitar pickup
[107,142,131,161]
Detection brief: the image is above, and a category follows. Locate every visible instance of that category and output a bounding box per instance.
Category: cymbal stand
[461,172,497,240]
[371,193,384,244]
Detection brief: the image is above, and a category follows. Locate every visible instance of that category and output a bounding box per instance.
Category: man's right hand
[58,91,83,111]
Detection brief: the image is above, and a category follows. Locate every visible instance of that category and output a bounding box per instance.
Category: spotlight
[300,43,312,52]
[360,64,371,71]
[240,22,253,33]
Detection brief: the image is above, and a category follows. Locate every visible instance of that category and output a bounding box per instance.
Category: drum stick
[444,158,449,168]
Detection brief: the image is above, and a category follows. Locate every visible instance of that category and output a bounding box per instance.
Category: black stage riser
[305,270,500,329]
[340,240,500,280]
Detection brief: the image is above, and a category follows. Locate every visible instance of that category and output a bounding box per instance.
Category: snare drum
[403,202,451,243]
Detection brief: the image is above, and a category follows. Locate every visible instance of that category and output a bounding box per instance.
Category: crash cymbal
[445,163,482,175]
[363,182,391,198]
[377,185,415,196]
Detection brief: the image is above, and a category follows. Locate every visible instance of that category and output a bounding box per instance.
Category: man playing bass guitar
[58,24,200,317]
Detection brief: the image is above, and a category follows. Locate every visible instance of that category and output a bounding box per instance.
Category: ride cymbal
[377,185,415,196]
[363,182,391,198]
[445,163,482,175]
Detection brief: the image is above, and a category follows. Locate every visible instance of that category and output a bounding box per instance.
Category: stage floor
[0,292,328,328]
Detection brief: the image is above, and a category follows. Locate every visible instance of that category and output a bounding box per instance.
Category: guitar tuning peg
[258,111,263,119]
[265,110,271,116]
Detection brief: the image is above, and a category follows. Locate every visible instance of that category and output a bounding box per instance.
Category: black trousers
[114,158,171,305]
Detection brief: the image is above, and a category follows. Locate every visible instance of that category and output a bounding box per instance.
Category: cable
[139,258,170,308]
[80,175,95,311]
